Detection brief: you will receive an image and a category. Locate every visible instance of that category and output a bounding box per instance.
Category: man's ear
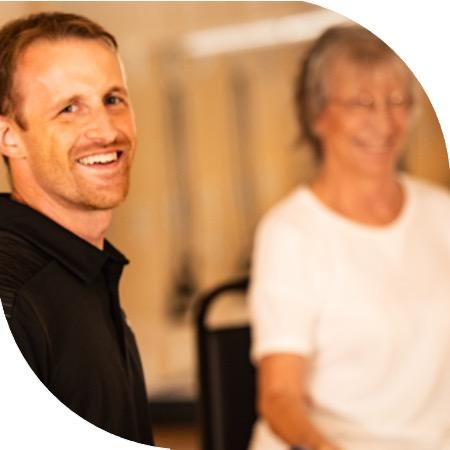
[0,116,26,159]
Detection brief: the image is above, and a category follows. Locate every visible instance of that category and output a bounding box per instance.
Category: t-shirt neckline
[303,174,413,235]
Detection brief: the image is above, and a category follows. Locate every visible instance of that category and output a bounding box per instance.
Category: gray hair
[295,24,418,160]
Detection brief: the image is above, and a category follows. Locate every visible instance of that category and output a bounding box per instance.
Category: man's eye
[60,104,77,114]
[105,95,124,106]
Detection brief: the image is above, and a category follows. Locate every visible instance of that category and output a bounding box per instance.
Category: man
[0,12,153,445]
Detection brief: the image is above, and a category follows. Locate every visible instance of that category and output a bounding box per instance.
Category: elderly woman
[249,25,450,450]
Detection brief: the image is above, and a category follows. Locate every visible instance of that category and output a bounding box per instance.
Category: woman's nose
[369,101,398,135]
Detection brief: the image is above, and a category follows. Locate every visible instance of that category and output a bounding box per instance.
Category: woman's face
[313,59,413,179]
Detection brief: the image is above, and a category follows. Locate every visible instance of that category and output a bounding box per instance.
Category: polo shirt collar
[0,193,128,284]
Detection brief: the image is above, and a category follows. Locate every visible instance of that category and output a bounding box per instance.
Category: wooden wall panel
[406,92,450,186]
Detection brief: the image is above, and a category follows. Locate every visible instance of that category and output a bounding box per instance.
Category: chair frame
[194,277,254,450]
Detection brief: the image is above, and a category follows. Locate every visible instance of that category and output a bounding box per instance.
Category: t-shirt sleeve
[249,213,321,362]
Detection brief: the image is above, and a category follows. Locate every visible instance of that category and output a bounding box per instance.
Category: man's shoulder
[0,230,50,320]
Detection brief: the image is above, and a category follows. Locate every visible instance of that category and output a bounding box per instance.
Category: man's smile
[76,150,123,167]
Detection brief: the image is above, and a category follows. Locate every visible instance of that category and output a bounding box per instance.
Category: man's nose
[84,108,118,144]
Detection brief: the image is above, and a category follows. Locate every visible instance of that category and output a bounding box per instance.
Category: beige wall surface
[1,2,448,400]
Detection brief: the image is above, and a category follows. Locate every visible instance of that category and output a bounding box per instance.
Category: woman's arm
[258,353,340,450]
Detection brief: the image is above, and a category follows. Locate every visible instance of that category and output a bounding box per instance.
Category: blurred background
[1,2,448,449]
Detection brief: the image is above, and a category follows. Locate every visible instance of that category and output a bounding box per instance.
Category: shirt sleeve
[6,293,51,385]
[249,212,321,362]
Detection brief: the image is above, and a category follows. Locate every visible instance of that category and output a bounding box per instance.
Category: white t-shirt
[249,175,450,450]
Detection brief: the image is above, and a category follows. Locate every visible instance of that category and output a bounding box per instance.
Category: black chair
[194,277,256,450]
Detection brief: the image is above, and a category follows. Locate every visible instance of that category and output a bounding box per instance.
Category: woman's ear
[0,116,26,159]
[312,111,326,140]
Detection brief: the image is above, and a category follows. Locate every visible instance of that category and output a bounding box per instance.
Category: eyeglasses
[328,93,413,115]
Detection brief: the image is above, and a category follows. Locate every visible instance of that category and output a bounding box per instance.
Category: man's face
[12,37,136,210]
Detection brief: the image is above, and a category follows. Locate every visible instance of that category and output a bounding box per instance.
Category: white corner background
[314,0,450,165]
[0,1,449,450]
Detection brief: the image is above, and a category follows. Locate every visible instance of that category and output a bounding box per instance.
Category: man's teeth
[77,152,119,166]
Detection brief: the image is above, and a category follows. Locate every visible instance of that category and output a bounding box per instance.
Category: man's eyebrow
[108,86,129,96]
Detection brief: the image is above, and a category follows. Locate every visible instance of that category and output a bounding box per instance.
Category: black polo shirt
[0,194,153,445]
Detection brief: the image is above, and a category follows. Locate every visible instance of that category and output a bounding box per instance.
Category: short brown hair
[295,25,417,160]
[0,11,117,168]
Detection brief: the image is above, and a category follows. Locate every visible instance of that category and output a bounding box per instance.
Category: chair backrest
[195,277,256,450]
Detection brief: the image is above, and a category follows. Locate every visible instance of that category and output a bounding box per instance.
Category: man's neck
[11,189,111,250]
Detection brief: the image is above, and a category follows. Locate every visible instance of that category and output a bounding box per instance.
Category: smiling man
[0,12,153,444]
